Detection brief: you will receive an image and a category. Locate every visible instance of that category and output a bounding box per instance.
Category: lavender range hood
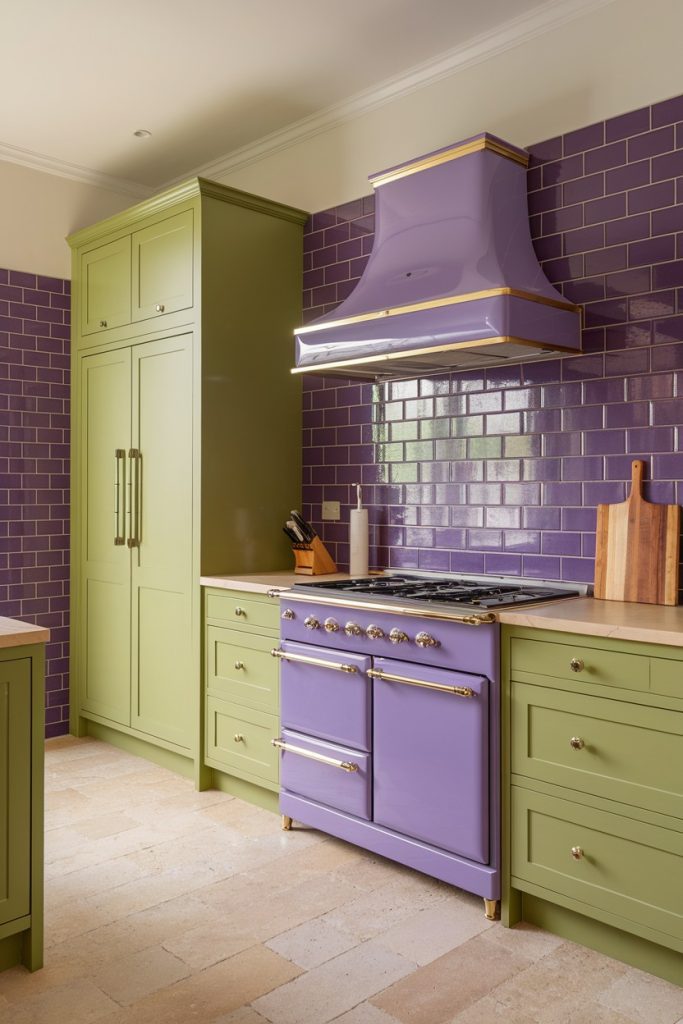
[293,133,582,380]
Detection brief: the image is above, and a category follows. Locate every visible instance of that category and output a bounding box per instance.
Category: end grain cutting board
[594,460,680,605]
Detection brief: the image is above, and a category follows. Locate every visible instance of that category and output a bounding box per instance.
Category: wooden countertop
[498,596,683,647]
[0,617,50,648]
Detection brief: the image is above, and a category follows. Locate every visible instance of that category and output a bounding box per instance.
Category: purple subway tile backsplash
[0,267,70,738]
[301,95,683,596]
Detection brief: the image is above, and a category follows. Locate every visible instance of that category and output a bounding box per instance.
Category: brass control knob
[234,661,244,670]
[155,303,165,312]
[234,607,245,617]
[281,608,295,620]
[344,622,362,637]
[366,624,385,640]
[324,618,340,633]
[234,733,244,743]
[304,616,320,630]
[389,628,409,644]
[570,657,584,673]
[569,736,585,750]
[415,631,439,649]
[571,846,584,860]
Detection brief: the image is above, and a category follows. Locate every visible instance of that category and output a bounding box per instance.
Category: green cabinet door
[80,236,131,337]
[132,211,194,324]
[130,334,193,749]
[0,659,31,926]
[79,349,132,725]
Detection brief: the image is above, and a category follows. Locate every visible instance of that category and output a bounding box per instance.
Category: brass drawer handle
[272,738,358,773]
[155,303,165,313]
[271,648,358,674]
[234,607,245,617]
[570,658,584,673]
[234,733,244,743]
[368,668,475,698]
[571,846,584,860]
[99,319,108,328]
[569,736,585,750]
[234,661,244,670]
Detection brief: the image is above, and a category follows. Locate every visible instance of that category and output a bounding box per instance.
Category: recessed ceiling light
[133,129,152,138]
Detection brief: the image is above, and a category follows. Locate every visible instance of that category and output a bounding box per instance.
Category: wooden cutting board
[594,460,680,605]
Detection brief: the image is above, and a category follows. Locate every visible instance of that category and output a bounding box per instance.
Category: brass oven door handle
[114,449,126,545]
[367,668,475,697]
[271,648,358,674]
[127,448,141,548]
[272,738,358,772]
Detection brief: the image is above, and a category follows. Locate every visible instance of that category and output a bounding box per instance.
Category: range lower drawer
[205,625,278,713]
[278,729,371,820]
[205,589,280,632]
[511,786,683,943]
[510,637,649,694]
[279,641,371,750]
[206,697,278,789]
[512,682,683,819]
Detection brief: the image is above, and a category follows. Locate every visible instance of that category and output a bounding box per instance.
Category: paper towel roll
[349,508,369,576]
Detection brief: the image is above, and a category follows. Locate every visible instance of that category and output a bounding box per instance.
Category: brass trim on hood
[369,137,528,188]
[295,288,580,337]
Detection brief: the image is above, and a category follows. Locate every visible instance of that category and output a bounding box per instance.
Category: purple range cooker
[272,572,580,918]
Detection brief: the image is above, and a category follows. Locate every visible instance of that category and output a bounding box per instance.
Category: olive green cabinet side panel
[0,659,31,927]
[132,210,194,324]
[80,236,131,338]
[199,195,302,575]
[79,349,132,726]
[130,335,194,749]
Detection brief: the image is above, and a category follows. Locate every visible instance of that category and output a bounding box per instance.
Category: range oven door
[371,658,489,864]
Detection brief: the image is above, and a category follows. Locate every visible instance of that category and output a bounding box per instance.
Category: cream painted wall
[0,161,137,279]
[220,0,683,213]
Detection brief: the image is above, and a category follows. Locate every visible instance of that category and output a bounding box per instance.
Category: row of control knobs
[280,609,439,648]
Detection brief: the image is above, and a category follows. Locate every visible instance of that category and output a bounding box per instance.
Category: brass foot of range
[282,815,293,831]
[484,898,499,920]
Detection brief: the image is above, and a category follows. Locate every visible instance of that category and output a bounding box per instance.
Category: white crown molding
[170,0,618,186]
[0,140,153,199]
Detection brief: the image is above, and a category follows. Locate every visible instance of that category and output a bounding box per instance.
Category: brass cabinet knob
[569,736,585,750]
[281,608,295,620]
[344,622,362,636]
[99,319,107,327]
[570,658,584,673]
[234,661,244,670]
[234,607,245,617]
[415,631,439,649]
[571,846,584,860]
[155,303,165,312]
[389,628,409,644]
[324,617,340,633]
[234,733,244,743]
[366,624,385,640]
[304,616,320,630]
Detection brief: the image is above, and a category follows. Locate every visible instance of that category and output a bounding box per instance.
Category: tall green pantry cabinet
[68,179,307,782]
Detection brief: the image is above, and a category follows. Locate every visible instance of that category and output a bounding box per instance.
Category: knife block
[293,536,338,575]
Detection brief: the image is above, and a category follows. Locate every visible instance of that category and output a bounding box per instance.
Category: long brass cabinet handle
[272,738,358,773]
[127,448,141,548]
[367,668,475,698]
[271,648,358,674]
[114,449,126,545]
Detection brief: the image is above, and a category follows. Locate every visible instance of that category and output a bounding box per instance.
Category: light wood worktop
[0,617,50,649]
[200,571,353,594]
[498,596,683,647]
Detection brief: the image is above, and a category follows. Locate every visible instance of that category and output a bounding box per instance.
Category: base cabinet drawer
[510,637,649,693]
[511,786,683,943]
[278,729,371,820]
[206,626,278,713]
[206,697,279,788]
[512,682,683,819]
[205,590,280,632]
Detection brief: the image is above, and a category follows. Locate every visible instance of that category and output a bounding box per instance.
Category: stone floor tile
[253,940,417,1024]
[321,876,448,942]
[597,967,683,1024]
[73,813,141,840]
[211,1008,272,1024]
[481,919,566,960]
[266,916,359,969]
[332,1003,402,1023]
[374,895,494,966]
[92,945,190,1005]
[3,978,119,1024]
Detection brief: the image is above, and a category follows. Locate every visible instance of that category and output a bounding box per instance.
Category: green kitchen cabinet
[502,625,683,986]
[203,586,282,810]
[69,180,307,783]
[0,645,45,973]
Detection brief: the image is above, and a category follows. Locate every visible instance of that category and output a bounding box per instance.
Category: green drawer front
[511,786,683,942]
[510,637,649,693]
[206,625,279,713]
[651,656,683,700]
[512,682,683,819]
[206,697,279,787]
[205,590,280,632]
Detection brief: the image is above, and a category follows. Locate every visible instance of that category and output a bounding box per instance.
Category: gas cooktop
[291,573,581,611]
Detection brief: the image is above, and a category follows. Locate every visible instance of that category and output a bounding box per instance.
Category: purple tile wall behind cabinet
[0,268,70,737]
[302,94,683,595]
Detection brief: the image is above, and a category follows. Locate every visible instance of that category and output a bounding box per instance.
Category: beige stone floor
[1,737,681,1024]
